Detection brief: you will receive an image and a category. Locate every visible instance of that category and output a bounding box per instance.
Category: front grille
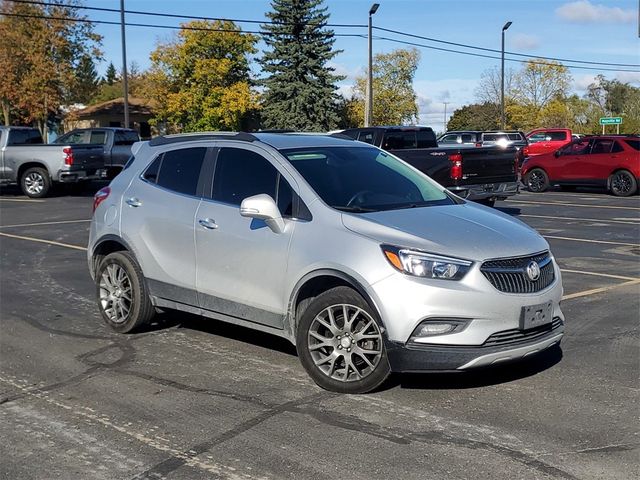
[483,317,563,347]
[481,251,555,294]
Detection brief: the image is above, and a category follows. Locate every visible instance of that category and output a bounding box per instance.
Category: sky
[86,0,640,129]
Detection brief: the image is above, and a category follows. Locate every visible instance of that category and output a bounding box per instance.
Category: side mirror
[240,194,285,234]
[554,150,562,158]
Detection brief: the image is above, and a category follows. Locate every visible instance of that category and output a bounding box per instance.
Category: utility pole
[120,0,130,128]
[365,3,379,127]
[501,21,512,130]
[443,102,450,133]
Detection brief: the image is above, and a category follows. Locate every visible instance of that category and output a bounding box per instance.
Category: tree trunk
[1,100,9,126]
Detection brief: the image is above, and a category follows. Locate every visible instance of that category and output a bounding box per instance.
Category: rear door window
[382,131,416,150]
[357,130,376,144]
[115,131,139,146]
[460,134,476,143]
[89,131,107,144]
[527,133,546,143]
[416,130,437,148]
[143,147,207,196]
[8,129,43,145]
[590,139,614,154]
[57,131,87,144]
[548,131,568,141]
[439,134,459,144]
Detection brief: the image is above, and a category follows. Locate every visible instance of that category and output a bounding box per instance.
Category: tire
[20,167,51,198]
[296,286,390,393]
[525,168,549,193]
[95,251,155,333]
[609,170,637,197]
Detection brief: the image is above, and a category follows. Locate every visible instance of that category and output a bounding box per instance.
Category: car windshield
[281,146,455,212]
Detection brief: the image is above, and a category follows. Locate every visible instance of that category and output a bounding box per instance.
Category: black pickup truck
[341,126,519,206]
[54,127,140,178]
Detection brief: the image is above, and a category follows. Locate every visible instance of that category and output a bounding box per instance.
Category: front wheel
[96,251,155,333]
[609,170,637,197]
[20,167,51,198]
[525,168,549,193]
[296,286,390,393]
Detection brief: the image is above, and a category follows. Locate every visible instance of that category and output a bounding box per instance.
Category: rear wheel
[296,286,390,393]
[525,168,549,193]
[609,170,637,197]
[20,167,51,198]
[96,251,155,333]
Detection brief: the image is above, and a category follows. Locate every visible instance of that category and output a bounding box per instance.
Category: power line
[6,0,638,69]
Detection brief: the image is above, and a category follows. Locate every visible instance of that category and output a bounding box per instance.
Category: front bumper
[449,181,519,201]
[386,318,564,372]
[57,168,103,183]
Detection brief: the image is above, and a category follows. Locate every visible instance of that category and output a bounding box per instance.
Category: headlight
[381,245,472,280]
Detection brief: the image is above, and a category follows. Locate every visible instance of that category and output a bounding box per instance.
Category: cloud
[512,34,540,51]
[615,72,640,85]
[556,1,635,24]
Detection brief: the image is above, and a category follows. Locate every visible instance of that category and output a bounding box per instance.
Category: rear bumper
[57,168,103,183]
[449,181,519,201]
[386,320,564,372]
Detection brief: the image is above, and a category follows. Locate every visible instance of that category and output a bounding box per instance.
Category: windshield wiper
[332,205,376,213]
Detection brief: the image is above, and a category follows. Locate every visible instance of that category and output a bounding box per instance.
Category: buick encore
[88,132,564,393]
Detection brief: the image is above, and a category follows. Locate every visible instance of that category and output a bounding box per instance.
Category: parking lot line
[562,279,640,301]
[544,235,639,247]
[505,199,640,211]
[0,232,87,251]
[520,214,639,226]
[559,268,639,282]
[0,219,91,229]
[0,198,45,203]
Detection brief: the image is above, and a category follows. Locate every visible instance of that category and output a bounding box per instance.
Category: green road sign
[599,117,622,125]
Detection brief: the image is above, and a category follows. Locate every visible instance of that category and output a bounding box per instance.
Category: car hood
[341,203,548,261]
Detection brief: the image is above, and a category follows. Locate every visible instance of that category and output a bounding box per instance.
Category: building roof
[74,97,156,118]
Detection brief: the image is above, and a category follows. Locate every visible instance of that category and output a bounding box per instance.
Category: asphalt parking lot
[0,184,638,480]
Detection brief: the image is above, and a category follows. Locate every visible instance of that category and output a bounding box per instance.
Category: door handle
[126,197,142,207]
[198,218,218,230]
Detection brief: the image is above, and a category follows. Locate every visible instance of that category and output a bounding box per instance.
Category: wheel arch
[285,269,385,340]
[18,162,50,182]
[91,234,134,278]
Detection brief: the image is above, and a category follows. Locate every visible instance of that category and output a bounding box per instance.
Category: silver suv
[88,132,564,393]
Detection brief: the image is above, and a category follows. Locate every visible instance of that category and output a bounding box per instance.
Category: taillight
[522,146,529,157]
[63,146,74,166]
[93,187,110,213]
[449,153,463,180]
[475,142,482,148]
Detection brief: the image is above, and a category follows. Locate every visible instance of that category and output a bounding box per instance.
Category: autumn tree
[350,48,421,126]
[446,103,501,131]
[473,66,515,127]
[260,0,343,131]
[0,0,101,130]
[147,20,259,132]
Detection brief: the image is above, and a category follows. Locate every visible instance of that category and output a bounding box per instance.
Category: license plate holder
[520,301,553,330]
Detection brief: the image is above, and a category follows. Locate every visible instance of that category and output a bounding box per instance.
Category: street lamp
[365,3,379,127]
[501,21,512,130]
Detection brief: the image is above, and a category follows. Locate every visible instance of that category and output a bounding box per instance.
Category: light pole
[443,101,450,133]
[501,21,512,130]
[365,3,379,127]
[120,0,130,129]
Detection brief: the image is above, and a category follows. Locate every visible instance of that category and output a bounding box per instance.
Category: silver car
[88,132,564,394]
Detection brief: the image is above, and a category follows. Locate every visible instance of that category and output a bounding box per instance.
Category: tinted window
[561,141,589,155]
[8,129,43,145]
[439,134,459,144]
[357,130,376,145]
[508,133,523,141]
[142,157,161,182]
[382,132,416,150]
[528,133,546,143]
[114,130,139,146]
[155,147,206,196]
[590,139,613,154]
[283,147,453,212]
[277,175,294,217]
[89,131,107,144]
[213,148,278,206]
[548,131,567,141]
[56,131,86,144]
[624,139,640,151]
[461,134,476,143]
[416,130,437,148]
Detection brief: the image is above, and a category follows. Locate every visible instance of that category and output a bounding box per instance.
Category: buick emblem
[526,261,541,281]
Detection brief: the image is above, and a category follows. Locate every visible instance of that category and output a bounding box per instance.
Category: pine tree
[104,62,117,86]
[73,54,99,104]
[260,0,343,131]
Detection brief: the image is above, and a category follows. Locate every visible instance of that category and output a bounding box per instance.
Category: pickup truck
[0,126,103,197]
[341,126,519,206]
[54,127,140,178]
[526,128,572,156]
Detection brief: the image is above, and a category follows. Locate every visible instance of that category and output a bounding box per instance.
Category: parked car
[438,130,528,150]
[88,132,564,394]
[0,126,104,197]
[522,135,640,196]
[54,127,140,179]
[526,128,572,156]
[342,126,519,207]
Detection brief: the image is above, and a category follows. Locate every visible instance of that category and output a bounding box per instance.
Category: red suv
[522,136,640,196]
[526,128,572,156]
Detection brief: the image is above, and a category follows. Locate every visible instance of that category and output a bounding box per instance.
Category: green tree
[446,103,501,131]
[104,62,118,86]
[350,48,420,126]
[72,54,99,104]
[260,0,343,131]
[147,20,259,132]
[0,0,102,130]
[586,74,640,133]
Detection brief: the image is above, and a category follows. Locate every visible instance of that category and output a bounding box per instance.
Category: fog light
[410,319,469,340]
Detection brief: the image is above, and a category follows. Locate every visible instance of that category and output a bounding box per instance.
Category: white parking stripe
[0,232,87,251]
[0,219,91,229]
[520,214,639,226]
[562,279,640,301]
[0,198,44,203]
[544,235,639,247]
[506,199,640,211]
[560,269,640,282]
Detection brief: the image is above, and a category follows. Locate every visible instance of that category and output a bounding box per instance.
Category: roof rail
[148,131,257,146]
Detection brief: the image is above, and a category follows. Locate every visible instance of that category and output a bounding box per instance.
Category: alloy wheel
[611,172,632,196]
[99,264,133,324]
[24,172,44,195]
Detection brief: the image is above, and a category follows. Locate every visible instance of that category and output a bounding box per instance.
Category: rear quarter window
[624,139,640,151]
